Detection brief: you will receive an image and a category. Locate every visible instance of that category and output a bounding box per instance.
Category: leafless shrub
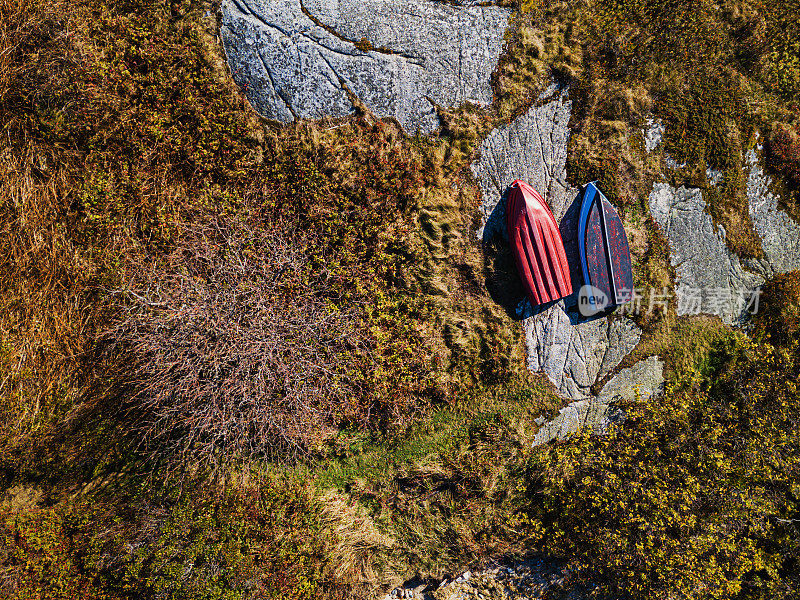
[105,212,372,466]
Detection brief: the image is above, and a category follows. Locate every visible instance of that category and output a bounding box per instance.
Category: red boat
[506,179,573,306]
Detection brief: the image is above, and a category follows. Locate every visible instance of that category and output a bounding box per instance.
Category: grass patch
[560,0,800,259]
[310,378,562,492]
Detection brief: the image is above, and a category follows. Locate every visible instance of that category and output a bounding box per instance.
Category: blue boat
[578,182,633,312]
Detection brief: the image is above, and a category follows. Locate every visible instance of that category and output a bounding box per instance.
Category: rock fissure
[220,0,510,132]
[255,48,298,118]
[298,0,425,63]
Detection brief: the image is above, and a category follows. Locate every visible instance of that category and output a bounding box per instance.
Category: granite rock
[596,355,665,403]
[219,0,510,133]
[532,355,664,446]
[643,117,664,153]
[473,88,644,400]
[648,182,764,324]
[386,558,591,600]
[746,147,800,276]
[523,308,641,400]
[472,88,577,239]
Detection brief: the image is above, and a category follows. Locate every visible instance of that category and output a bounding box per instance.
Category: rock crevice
[220,0,510,133]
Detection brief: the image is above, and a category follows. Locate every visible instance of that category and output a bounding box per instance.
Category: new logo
[578,284,609,316]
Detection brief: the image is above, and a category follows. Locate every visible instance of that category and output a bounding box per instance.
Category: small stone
[644,117,664,152]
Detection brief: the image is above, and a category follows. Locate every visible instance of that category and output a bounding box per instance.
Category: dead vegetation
[105,210,376,464]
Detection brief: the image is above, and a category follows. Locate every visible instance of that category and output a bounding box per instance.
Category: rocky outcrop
[386,559,590,600]
[523,310,641,400]
[596,355,664,403]
[648,183,764,324]
[219,0,510,133]
[472,87,576,239]
[746,147,800,276]
[531,356,664,446]
[643,117,664,153]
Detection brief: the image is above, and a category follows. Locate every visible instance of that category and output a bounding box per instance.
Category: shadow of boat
[483,184,610,323]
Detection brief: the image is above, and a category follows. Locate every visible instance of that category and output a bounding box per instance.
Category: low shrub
[521,334,800,599]
[0,477,338,600]
[105,207,383,465]
[752,270,800,347]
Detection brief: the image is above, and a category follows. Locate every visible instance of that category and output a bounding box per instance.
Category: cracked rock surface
[523,309,641,400]
[649,182,764,324]
[746,148,800,276]
[532,355,664,446]
[219,0,510,133]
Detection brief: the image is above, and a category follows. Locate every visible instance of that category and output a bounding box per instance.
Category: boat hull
[578,182,633,307]
[506,180,573,306]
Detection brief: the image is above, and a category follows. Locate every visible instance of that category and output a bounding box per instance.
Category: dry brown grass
[104,208,378,466]
[0,0,125,458]
[0,146,102,444]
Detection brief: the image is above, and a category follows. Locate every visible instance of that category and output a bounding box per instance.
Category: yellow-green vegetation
[0,0,545,595]
[0,476,345,600]
[1,0,799,598]
[765,120,800,220]
[522,334,800,599]
[552,0,800,258]
[752,270,800,346]
[494,2,584,121]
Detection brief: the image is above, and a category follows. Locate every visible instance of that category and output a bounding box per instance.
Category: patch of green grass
[310,379,561,492]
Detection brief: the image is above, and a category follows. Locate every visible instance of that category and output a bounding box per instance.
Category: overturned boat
[578,182,633,313]
[506,179,573,307]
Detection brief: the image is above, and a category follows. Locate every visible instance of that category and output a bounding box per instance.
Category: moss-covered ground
[0,0,798,598]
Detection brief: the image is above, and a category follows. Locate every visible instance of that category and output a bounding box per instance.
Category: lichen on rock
[746,147,800,276]
[648,182,764,324]
[219,0,510,133]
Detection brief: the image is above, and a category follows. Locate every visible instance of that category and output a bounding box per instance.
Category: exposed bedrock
[646,129,800,325]
[746,148,800,276]
[532,356,664,446]
[523,308,641,400]
[474,92,647,401]
[472,86,576,240]
[649,183,765,325]
[219,0,510,133]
